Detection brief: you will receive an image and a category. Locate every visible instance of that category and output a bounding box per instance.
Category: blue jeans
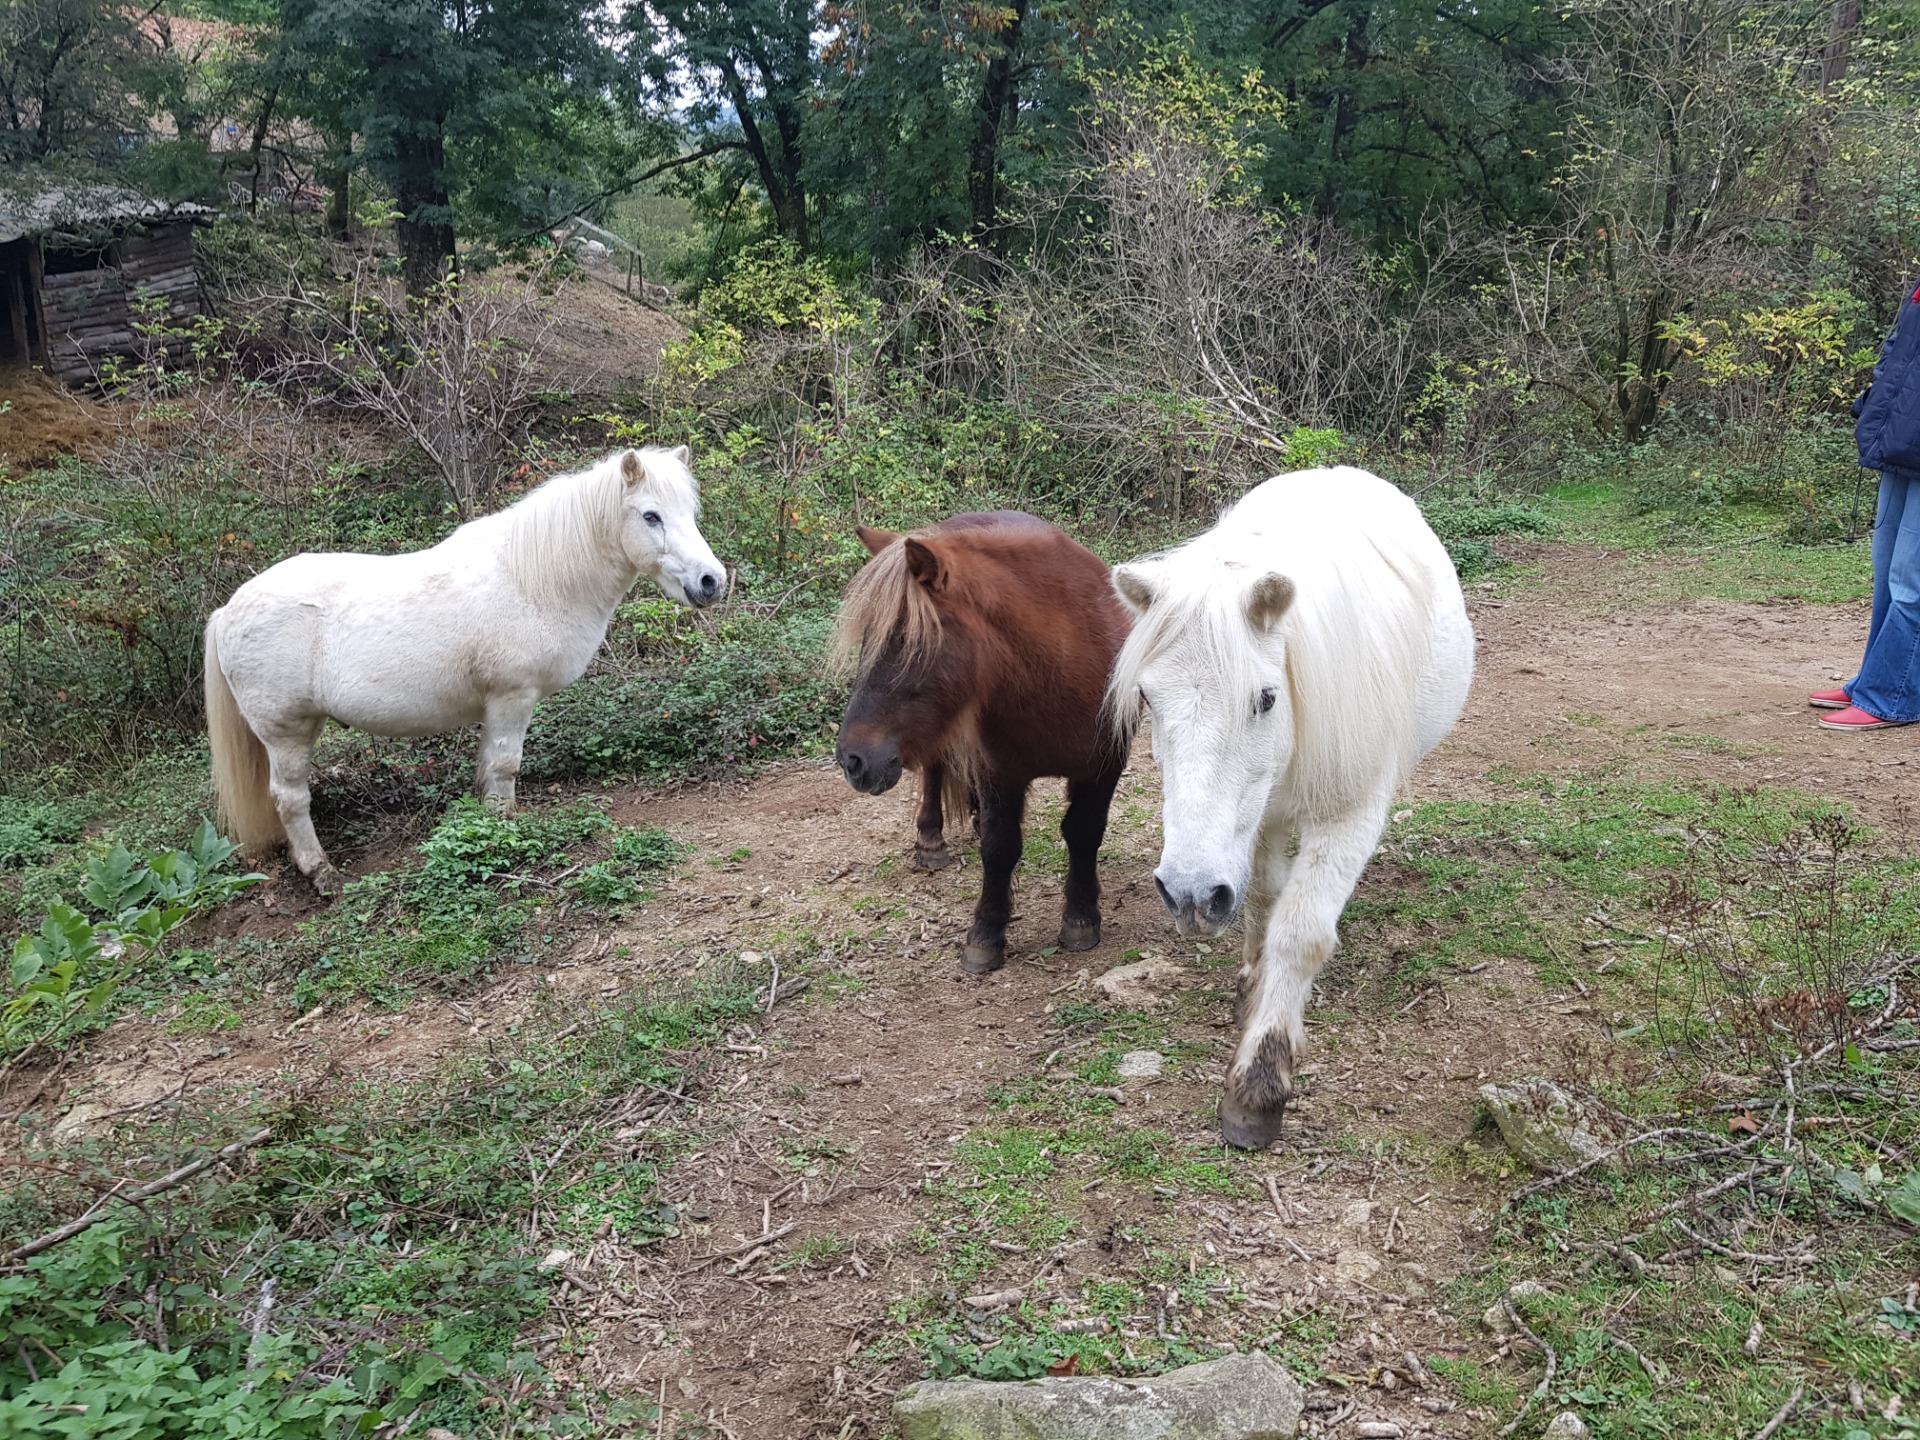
[1850,472,1920,722]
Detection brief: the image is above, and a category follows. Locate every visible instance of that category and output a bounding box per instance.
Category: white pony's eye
[1138,687,1151,712]
[1257,687,1277,715]
[643,510,663,527]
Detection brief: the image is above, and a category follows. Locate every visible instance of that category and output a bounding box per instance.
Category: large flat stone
[893,1351,1303,1440]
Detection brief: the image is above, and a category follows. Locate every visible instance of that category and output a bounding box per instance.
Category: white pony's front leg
[476,690,540,812]
[1237,823,1296,999]
[1220,794,1392,1149]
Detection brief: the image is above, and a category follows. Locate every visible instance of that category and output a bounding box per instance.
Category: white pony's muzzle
[1154,864,1245,937]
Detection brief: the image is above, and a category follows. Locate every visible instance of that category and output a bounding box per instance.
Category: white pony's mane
[1107,468,1445,800]
[488,449,699,607]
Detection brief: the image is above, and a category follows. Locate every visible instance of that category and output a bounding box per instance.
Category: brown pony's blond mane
[828,538,946,680]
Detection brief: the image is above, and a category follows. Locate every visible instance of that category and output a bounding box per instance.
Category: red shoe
[1818,704,1908,731]
[1808,688,1850,709]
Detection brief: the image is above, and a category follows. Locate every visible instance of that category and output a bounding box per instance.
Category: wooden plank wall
[43,223,205,384]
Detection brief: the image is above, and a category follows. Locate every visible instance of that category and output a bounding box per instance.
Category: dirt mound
[0,368,114,469]
[539,272,687,393]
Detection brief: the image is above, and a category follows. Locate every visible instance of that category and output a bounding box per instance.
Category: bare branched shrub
[886,52,1441,514]
[1480,0,1916,441]
[1649,815,1912,1065]
[264,264,559,516]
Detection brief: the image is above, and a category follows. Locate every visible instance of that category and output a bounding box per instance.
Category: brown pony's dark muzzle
[837,736,903,795]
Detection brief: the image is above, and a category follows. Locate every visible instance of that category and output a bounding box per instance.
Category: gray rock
[1117,1050,1164,1079]
[1094,958,1185,1009]
[1478,1080,1627,1173]
[1543,1414,1591,1439]
[894,1351,1303,1440]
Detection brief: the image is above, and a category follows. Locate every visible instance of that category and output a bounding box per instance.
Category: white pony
[205,447,726,894]
[1108,466,1475,1148]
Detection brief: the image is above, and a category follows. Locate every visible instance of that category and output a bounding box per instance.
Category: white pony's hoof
[310,864,345,898]
[1218,1094,1288,1150]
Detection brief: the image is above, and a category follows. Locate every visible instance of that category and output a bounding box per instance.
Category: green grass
[1344,773,1920,994]
[1,976,755,1434]
[1537,479,1875,605]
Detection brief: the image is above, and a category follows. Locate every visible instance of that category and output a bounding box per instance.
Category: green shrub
[0,799,85,868]
[5,822,262,1060]
[1420,497,1556,578]
[524,610,842,780]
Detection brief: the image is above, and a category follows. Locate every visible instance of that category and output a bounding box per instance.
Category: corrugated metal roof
[0,173,214,245]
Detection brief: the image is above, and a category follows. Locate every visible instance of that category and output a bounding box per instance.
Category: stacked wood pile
[42,223,204,384]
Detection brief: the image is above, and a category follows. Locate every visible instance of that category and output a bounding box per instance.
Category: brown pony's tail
[204,621,282,855]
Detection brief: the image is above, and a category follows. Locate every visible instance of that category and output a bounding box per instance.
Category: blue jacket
[1857,282,1920,481]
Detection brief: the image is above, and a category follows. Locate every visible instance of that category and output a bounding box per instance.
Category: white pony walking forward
[1108,466,1475,1148]
[205,447,726,895]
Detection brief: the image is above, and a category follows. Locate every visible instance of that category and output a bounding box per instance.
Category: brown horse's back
[924,512,1130,786]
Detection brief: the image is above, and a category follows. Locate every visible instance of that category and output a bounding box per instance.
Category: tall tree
[635,0,820,250]
[283,0,631,293]
[0,0,152,166]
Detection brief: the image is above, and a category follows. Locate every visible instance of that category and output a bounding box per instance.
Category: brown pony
[831,512,1132,974]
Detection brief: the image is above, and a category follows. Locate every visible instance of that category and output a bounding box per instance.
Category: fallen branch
[1750,1383,1803,1440]
[6,1128,273,1263]
[1506,1127,1724,1208]
[1497,1298,1558,1438]
[681,1222,796,1271]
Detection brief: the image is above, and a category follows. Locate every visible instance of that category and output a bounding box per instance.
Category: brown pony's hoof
[960,942,1006,974]
[1058,918,1101,952]
[310,864,345,899]
[1217,1093,1287,1150]
[913,844,955,872]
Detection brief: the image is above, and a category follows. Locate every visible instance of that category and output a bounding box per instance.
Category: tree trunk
[321,130,352,240]
[1793,0,1861,277]
[967,0,1028,252]
[395,130,455,297]
[719,57,808,249]
[246,84,280,215]
[397,208,456,297]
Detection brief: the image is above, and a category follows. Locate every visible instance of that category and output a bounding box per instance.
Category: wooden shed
[0,175,213,385]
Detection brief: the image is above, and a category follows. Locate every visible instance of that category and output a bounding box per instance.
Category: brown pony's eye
[1257,687,1277,715]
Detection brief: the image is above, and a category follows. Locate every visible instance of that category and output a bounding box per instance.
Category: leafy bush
[524,610,842,780]
[0,799,85,868]
[1419,496,1556,578]
[5,822,262,1060]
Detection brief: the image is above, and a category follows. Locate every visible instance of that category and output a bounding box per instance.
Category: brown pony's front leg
[1058,765,1122,952]
[961,781,1026,974]
[913,763,955,871]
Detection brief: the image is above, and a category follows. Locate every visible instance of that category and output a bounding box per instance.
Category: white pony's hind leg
[259,718,337,895]
[476,690,540,812]
[1221,795,1392,1149]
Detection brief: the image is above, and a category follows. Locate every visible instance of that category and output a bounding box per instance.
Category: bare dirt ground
[18,546,1919,1437]
[539,272,686,393]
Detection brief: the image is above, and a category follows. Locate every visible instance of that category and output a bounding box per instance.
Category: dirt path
[25,547,1920,1437]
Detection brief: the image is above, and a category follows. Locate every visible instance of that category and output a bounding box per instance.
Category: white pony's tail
[204,621,282,855]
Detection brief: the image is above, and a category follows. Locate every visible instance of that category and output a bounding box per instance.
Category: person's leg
[1848,475,1920,723]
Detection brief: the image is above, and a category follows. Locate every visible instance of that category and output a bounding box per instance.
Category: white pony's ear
[670,443,692,467]
[620,450,646,487]
[1112,564,1158,616]
[1246,573,1296,633]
